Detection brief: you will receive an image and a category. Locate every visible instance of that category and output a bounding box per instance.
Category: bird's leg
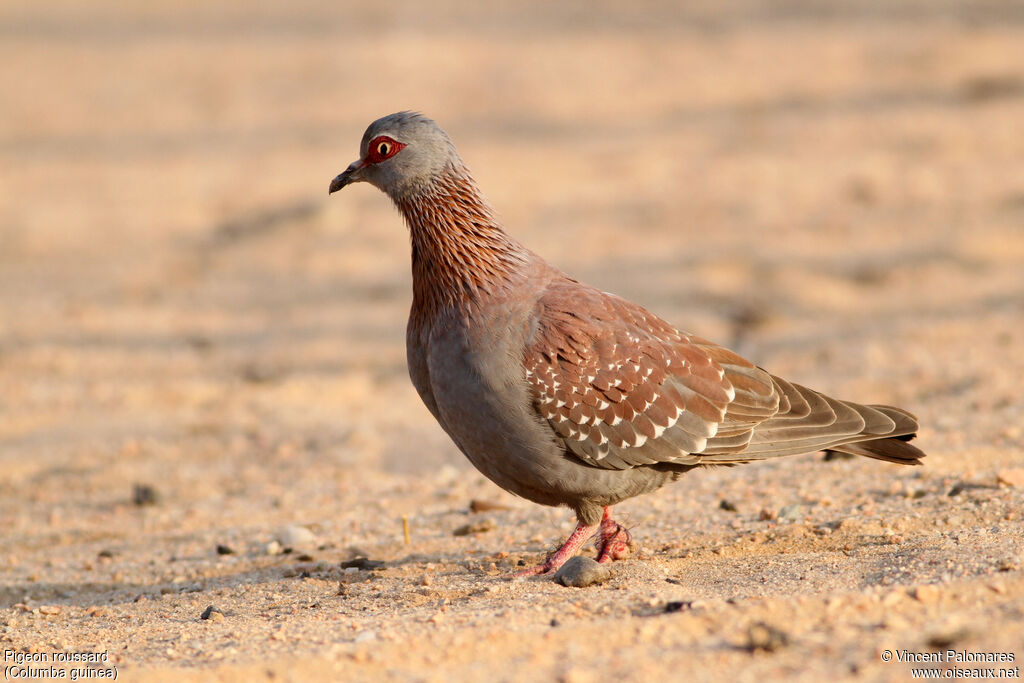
[513,519,599,577]
[595,506,633,563]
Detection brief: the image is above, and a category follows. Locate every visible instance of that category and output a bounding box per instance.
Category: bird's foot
[595,508,633,563]
[513,519,598,578]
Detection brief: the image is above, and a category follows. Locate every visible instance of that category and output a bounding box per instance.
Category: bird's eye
[366,135,405,164]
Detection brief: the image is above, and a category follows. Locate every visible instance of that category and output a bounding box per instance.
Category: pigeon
[329,111,925,576]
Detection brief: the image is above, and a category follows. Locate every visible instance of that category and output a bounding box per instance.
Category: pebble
[200,605,225,622]
[132,484,160,506]
[216,544,235,555]
[277,525,316,548]
[265,541,283,556]
[553,557,611,588]
[469,499,511,513]
[453,519,495,536]
[777,505,802,522]
[997,557,1019,572]
[745,622,790,652]
[912,584,941,603]
[996,469,1024,488]
[354,630,377,643]
[340,557,385,570]
[719,500,738,512]
[927,624,972,649]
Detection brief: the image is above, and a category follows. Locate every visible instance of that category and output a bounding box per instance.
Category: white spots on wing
[555,399,566,408]
[597,400,610,410]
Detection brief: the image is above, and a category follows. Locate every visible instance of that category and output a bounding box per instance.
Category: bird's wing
[523,280,916,470]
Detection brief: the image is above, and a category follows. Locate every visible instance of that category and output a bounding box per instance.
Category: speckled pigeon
[329,112,925,576]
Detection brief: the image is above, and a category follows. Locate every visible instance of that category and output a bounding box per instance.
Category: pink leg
[514,519,599,577]
[595,506,633,563]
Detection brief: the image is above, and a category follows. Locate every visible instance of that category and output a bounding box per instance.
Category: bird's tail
[700,375,926,465]
[824,405,925,465]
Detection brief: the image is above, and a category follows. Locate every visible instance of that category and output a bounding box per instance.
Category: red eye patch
[365,135,406,164]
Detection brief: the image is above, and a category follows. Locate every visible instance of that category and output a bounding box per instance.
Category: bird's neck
[394,163,530,319]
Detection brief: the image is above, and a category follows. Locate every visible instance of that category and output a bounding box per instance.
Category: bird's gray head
[328,112,460,200]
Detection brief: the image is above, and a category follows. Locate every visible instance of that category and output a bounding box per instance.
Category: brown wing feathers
[525,283,923,470]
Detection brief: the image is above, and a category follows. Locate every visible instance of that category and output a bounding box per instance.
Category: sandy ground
[2,1,1024,681]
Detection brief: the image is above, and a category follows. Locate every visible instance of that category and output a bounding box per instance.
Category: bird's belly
[415,319,675,511]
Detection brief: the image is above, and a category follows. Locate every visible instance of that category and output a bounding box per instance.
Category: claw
[595,507,634,563]
[513,506,635,577]
[513,519,598,578]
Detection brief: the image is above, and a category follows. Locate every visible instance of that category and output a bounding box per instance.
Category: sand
[1,1,1023,681]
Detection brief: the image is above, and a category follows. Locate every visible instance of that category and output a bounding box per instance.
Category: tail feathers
[827,433,925,466]
[829,403,925,466]
[703,378,925,465]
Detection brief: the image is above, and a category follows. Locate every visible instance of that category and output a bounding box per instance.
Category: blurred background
[1,0,1023,531]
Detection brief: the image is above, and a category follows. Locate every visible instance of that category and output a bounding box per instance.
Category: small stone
[200,605,225,622]
[997,558,1019,572]
[997,469,1024,488]
[38,605,61,615]
[745,622,789,652]
[553,556,611,588]
[947,482,969,496]
[759,508,776,521]
[278,525,316,548]
[453,519,495,536]
[216,544,235,555]
[354,630,377,643]
[469,499,511,513]
[777,505,802,522]
[265,541,283,556]
[719,500,738,512]
[340,557,385,571]
[132,483,160,506]
[912,584,940,603]
[926,625,972,649]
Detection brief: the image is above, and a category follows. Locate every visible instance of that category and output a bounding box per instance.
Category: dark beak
[329,160,364,194]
